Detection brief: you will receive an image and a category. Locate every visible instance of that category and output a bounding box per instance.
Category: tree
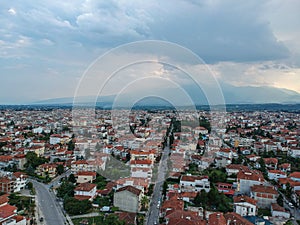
[162,181,168,199]
[68,174,76,183]
[277,194,284,207]
[57,164,64,175]
[194,190,208,208]
[57,181,75,198]
[258,158,267,179]
[285,183,293,200]
[199,116,211,133]
[104,215,126,225]
[26,182,33,190]
[141,196,149,211]
[25,152,48,170]
[63,197,92,215]
[67,140,75,150]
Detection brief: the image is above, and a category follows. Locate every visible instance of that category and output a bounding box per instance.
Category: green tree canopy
[63,197,92,215]
[57,181,75,198]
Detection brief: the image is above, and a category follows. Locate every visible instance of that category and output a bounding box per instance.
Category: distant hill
[33,84,300,106]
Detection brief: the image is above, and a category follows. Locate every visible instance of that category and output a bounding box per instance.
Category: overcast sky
[0,0,300,104]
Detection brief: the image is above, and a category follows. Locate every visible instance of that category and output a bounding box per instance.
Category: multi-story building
[114,185,143,213]
[180,175,210,192]
[233,195,257,216]
[250,185,279,209]
[237,170,264,194]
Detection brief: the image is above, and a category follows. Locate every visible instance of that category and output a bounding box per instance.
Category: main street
[30,179,67,225]
[146,145,171,225]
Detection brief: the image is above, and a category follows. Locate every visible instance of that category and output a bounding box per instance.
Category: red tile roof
[237,170,264,182]
[234,195,257,205]
[0,194,9,205]
[224,212,253,225]
[0,204,17,219]
[251,185,278,195]
[116,185,141,196]
[271,203,286,212]
[74,195,91,201]
[289,172,300,179]
[74,183,96,192]
[209,212,227,225]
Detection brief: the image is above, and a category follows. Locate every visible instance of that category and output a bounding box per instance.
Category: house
[226,164,250,176]
[161,198,184,217]
[180,175,210,192]
[233,195,257,216]
[0,194,26,225]
[71,160,89,173]
[36,163,57,178]
[131,167,152,180]
[278,178,300,191]
[165,210,206,225]
[289,172,300,182]
[250,185,279,208]
[289,147,300,158]
[237,170,265,194]
[246,154,260,162]
[279,163,291,173]
[216,148,233,159]
[116,212,137,225]
[74,183,97,201]
[12,154,27,170]
[0,156,15,169]
[208,212,226,225]
[26,145,45,157]
[224,212,253,225]
[130,150,156,163]
[75,171,97,184]
[263,158,278,170]
[114,185,143,213]
[130,159,153,169]
[50,134,65,145]
[215,157,232,168]
[0,177,15,194]
[267,170,287,181]
[217,183,235,196]
[271,203,290,219]
[12,172,28,192]
[115,177,148,192]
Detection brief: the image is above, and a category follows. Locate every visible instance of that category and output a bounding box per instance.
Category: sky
[0,0,300,104]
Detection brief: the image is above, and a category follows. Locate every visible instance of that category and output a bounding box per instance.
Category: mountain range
[34,84,300,107]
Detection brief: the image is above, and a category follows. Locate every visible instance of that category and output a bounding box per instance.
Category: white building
[234,195,257,216]
[180,175,210,192]
[271,203,290,219]
[12,172,28,192]
[237,170,265,194]
[268,170,287,181]
[74,183,97,200]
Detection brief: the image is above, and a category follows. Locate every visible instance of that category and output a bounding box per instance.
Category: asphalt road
[31,179,67,225]
[146,146,170,225]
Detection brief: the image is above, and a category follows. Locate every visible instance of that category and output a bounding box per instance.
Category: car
[39,217,44,222]
[289,202,294,208]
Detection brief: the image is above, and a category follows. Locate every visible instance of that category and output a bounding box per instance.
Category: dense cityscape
[0,106,299,225]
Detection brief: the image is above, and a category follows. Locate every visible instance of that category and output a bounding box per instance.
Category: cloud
[0,0,299,103]
[212,61,300,93]
[8,8,16,15]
